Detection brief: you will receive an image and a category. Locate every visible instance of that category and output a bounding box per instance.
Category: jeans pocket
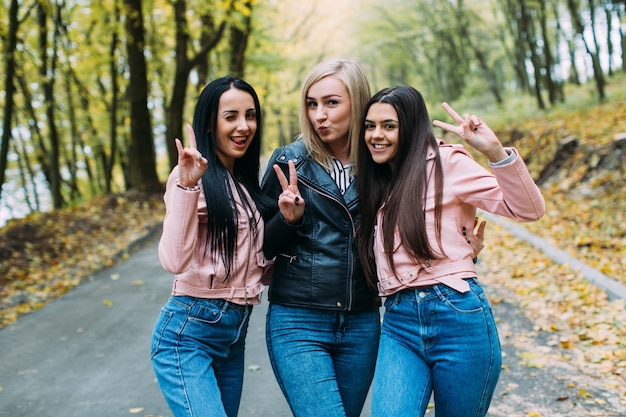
[437,286,484,313]
[150,308,174,358]
[185,301,224,325]
[383,294,399,312]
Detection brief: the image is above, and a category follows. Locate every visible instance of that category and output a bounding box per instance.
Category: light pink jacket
[374,142,545,296]
[158,167,271,305]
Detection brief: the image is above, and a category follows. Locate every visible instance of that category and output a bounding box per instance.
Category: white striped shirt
[330,158,354,195]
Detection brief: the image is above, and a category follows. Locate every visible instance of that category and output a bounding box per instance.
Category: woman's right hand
[274,160,305,224]
[433,103,509,163]
[175,124,208,187]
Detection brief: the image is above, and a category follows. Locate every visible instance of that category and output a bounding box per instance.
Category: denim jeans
[371,279,501,417]
[266,303,381,417]
[150,296,252,417]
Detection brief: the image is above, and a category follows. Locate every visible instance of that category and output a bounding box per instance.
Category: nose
[236,116,250,131]
[372,124,384,138]
[315,106,327,121]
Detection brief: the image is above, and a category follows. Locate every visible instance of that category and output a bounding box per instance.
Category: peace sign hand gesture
[432,102,509,163]
[273,160,304,224]
[175,124,208,188]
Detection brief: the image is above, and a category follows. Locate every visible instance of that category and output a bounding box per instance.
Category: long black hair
[192,76,274,279]
[356,85,444,290]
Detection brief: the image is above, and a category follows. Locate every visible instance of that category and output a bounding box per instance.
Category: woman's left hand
[433,102,509,163]
[464,218,486,258]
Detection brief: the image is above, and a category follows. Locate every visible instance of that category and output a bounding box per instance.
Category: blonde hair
[299,59,371,172]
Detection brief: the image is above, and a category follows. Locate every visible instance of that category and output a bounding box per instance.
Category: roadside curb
[479,211,626,301]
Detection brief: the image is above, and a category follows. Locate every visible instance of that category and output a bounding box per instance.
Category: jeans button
[418,291,426,298]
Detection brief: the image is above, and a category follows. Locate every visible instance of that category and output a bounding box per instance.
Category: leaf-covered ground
[0,190,164,328]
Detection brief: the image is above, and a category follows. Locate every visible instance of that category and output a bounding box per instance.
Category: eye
[327,99,339,106]
[307,101,317,108]
[364,122,375,130]
[246,112,257,120]
[384,123,398,130]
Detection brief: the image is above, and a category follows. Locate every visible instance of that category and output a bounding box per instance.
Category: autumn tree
[164,0,237,169]
[0,0,19,207]
[123,0,161,192]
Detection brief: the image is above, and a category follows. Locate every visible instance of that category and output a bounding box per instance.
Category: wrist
[485,146,509,163]
[176,179,201,191]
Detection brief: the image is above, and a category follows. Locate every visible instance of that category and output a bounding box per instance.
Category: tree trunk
[16,74,52,188]
[0,0,19,206]
[537,0,561,104]
[617,7,626,72]
[500,0,531,93]
[165,0,232,169]
[449,0,503,104]
[122,0,162,192]
[605,5,614,76]
[568,0,606,101]
[106,1,121,194]
[519,0,546,109]
[39,1,64,209]
[229,0,253,78]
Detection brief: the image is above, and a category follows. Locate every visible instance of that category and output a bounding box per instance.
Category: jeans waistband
[394,277,478,297]
[172,295,252,312]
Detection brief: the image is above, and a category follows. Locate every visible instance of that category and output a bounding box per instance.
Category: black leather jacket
[261,140,380,311]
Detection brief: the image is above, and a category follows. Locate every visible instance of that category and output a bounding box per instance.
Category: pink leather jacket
[374,142,545,296]
[158,167,271,305]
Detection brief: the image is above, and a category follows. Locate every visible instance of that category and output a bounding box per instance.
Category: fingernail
[463,232,466,236]
[295,196,300,202]
[462,226,466,230]
[467,240,471,244]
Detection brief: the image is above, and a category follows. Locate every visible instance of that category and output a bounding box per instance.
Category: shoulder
[270,139,309,165]
[436,139,473,160]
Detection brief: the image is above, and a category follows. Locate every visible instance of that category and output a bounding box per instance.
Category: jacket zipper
[300,181,355,310]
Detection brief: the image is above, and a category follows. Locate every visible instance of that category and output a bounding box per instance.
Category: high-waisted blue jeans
[371,279,502,417]
[150,296,252,417]
[266,303,381,417]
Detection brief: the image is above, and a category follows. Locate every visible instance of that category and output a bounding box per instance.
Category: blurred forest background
[0,0,624,226]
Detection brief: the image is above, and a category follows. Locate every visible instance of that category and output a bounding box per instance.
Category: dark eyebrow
[365,118,398,123]
[221,107,256,115]
[306,94,342,101]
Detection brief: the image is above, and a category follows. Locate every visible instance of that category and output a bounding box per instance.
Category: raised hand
[433,102,509,163]
[273,160,305,224]
[176,124,208,187]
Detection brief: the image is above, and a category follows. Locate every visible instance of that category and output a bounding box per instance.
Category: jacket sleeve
[261,148,303,258]
[446,146,545,221]
[157,167,203,274]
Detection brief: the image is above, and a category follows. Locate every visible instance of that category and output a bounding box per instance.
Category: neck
[327,142,350,165]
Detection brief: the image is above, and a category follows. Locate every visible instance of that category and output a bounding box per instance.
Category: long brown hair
[356,86,444,290]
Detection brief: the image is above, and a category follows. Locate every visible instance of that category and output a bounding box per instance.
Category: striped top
[330,158,354,195]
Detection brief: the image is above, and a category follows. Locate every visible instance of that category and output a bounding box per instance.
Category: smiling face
[215,88,257,172]
[305,75,352,157]
[364,102,400,166]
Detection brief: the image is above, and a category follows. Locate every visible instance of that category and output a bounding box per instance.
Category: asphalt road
[1,238,624,417]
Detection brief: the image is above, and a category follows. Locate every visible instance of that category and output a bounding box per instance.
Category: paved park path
[1,230,625,416]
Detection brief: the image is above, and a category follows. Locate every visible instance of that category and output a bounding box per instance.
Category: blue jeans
[150,296,252,417]
[371,279,501,417]
[266,303,381,417]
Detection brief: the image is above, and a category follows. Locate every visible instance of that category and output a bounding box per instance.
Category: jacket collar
[274,140,358,207]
